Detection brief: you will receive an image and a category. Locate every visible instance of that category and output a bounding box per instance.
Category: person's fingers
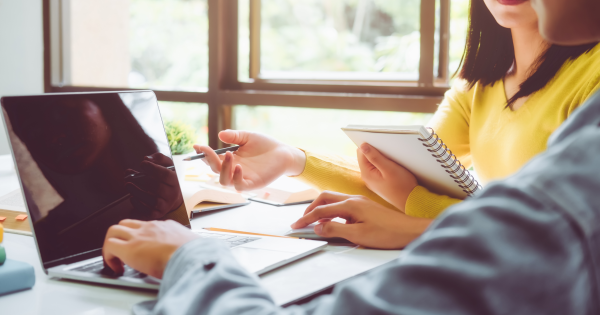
[292,201,355,229]
[194,145,222,173]
[314,221,359,241]
[144,153,174,167]
[140,160,178,185]
[231,164,256,191]
[219,130,251,146]
[356,148,376,175]
[119,219,144,229]
[303,191,354,215]
[359,143,396,176]
[219,152,235,186]
[125,182,158,206]
[105,225,135,241]
[102,237,127,275]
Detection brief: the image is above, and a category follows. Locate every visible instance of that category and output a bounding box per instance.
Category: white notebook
[342,125,481,199]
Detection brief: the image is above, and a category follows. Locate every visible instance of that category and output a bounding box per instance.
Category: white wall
[0,0,44,155]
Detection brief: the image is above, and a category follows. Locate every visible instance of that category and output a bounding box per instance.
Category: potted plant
[164,121,197,180]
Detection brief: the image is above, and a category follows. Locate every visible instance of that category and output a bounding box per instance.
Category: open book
[180,181,249,218]
[248,176,319,206]
[342,125,481,199]
[181,163,318,208]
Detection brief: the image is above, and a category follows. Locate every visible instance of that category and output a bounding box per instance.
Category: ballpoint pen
[183,145,240,161]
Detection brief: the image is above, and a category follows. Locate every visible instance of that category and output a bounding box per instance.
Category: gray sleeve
[134,123,600,315]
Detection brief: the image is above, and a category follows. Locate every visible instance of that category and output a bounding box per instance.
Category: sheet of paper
[0,189,26,212]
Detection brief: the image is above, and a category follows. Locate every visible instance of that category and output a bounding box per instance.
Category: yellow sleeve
[293,150,395,210]
[405,186,462,219]
[405,80,473,218]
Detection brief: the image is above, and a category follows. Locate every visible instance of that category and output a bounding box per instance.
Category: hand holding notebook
[343,125,481,199]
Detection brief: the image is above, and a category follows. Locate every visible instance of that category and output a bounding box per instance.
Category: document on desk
[0,189,26,212]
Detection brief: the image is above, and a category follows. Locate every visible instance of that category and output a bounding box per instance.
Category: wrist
[285,146,307,176]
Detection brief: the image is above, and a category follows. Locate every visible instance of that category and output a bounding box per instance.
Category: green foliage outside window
[165,121,197,155]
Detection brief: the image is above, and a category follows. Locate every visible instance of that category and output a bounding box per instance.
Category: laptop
[0,90,326,289]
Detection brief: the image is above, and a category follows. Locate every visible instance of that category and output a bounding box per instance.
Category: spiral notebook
[342,125,481,199]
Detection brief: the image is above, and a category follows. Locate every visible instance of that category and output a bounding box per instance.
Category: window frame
[43,0,451,148]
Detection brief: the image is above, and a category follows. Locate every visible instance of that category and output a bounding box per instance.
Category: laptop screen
[1,91,191,268]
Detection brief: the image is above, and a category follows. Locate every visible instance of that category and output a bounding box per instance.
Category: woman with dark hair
[195,0,600,249]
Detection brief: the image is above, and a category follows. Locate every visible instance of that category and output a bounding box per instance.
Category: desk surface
[0,154,401,314]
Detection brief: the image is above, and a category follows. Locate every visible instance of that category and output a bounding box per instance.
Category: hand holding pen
[192,130,306,192]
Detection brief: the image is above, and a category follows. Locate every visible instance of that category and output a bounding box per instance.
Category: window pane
[158,102,208,147]
[260,0,421,81]
[449,0,469,78]
[233,106,432,157]
[66,0,208,90]
[239,0,251,82]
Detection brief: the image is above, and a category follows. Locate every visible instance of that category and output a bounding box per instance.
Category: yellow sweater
[295,43,600,218]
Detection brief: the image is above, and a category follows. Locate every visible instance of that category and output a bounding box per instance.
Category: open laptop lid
[0,91,191,270]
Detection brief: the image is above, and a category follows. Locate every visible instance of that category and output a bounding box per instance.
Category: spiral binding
[418,129,482,196]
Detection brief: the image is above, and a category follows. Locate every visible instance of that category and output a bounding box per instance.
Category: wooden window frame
[43,0,450,148]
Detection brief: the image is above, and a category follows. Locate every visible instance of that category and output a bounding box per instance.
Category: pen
[183,145,240,161]
[125,165,176,180]
[201,227,298,239]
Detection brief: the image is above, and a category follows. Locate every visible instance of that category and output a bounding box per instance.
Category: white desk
[0,154,401,314]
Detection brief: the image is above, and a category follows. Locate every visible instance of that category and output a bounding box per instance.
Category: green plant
[164,120,197,155]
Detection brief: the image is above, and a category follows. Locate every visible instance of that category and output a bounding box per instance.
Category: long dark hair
[456,0,598,107]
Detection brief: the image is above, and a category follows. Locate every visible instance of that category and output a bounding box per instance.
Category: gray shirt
[134,90,600,315]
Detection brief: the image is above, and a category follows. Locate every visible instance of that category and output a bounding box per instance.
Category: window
[50,0,208,90]
[45,0,469,154]
[258,0,422,80]
[158,102,209,145]
[234,105,432,156]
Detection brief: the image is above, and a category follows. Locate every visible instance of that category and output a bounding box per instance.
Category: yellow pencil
[202,227,298,239]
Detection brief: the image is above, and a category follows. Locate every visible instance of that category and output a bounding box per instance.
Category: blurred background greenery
[127,0,469,157]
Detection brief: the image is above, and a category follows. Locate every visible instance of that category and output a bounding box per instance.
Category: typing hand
[357,143,418,212]
[102,219,199,279]
[125,153,183,219]
[194,130,306,191]
[291,191,431,249]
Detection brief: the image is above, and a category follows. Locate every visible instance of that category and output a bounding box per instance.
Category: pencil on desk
[202,227,298,239]
[184,145,240,161]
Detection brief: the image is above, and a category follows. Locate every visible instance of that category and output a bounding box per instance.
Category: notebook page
[343,127,469,199]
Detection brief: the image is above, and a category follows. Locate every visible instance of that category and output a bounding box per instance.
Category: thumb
[314,221,357,241]
[219,130,251,146]
[359,143,395,174]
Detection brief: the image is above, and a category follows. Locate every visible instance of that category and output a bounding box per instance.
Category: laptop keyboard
[71,260,146,279]
[71,233,258,278]
[195,232,259,248]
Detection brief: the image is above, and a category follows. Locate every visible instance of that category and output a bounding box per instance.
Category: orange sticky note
[15,214,28,221]
[0,217,6,222]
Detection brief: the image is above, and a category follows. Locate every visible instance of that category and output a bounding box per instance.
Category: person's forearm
[133,238,321,315]
[293,150,395,209]
[405,186,463,219]
[285,146,307,177]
